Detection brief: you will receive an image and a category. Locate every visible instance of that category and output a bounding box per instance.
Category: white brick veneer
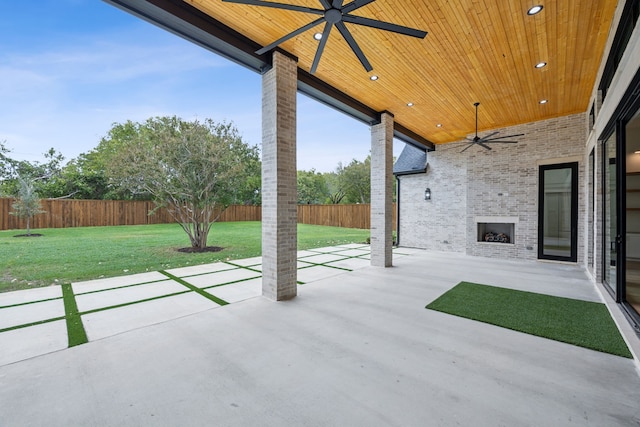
[398,113,587,263]
[261,51,298,300]
[370,112,394,267]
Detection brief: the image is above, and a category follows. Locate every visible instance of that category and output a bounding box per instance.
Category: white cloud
[0,4,397,174]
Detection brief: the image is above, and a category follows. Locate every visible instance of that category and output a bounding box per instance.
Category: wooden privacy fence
[297,203,396,230]
[0,198,394,231]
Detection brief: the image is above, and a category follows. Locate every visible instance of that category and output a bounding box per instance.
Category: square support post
[370,111,394,267]
[261,51,298,300]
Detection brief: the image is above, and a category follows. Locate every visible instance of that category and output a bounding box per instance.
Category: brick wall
[398,112,588,262]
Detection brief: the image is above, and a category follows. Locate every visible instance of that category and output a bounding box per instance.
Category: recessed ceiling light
[539,99,548,104]
[370,75,379,81]
[313,32,322,41]
[407,102,414,107]
[535,62,547,68]
[436,123,443,128]
[527,5,543,15]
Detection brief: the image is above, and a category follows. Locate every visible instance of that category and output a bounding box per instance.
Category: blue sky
[0,0,403,173]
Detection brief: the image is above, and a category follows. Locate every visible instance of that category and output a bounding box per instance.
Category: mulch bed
[177,246,224,253]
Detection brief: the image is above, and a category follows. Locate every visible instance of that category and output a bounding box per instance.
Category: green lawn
[0,222,369,293]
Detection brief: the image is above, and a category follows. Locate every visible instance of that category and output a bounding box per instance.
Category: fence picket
[0,198,395,231]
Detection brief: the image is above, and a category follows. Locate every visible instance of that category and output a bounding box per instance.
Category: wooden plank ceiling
[184,0,617,145]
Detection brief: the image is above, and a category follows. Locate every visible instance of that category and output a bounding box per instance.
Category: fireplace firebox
[475,216,518,244]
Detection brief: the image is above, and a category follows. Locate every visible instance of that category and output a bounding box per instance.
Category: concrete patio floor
[1,247,640,426]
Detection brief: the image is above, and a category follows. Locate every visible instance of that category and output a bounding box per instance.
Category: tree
[106,116,260,250]
[10,176,46,236]
[80,120,152,200]
[337,156,371,204]
[0,143,67,198]
[297,169,328,204]
[324,172,346,204]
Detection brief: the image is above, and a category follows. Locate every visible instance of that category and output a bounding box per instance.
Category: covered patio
[1,250,639,425]
[3,0,639,424]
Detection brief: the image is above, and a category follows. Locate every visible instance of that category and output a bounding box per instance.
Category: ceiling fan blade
[319,0,331,9]
[222,0,324,15]
[342,14,427,38]
[484,133,525,141]
[332,0,344,8]
[256,17,325,55]
[484,141,519,144]
[477,131,499,141]
[460,144,474,153]
[342,0,376,14]
[335,22,373,71]
[478,142,493,150]
[310,22,333,74]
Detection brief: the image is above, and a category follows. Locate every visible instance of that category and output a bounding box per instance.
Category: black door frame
[538,162,579,262]
[599,67,640,329]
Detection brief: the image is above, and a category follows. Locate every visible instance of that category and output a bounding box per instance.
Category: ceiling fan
[460,102,524,153]
[221,0,428,74]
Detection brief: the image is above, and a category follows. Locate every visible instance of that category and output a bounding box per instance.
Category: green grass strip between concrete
[160,271,229,306]
[61,283,88,347]
[0,316,66,334]
[78,291,191,316]
[0,296,63,309]
[426,281,632,358]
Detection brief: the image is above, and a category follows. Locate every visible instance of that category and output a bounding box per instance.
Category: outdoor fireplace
[475,216,517,244]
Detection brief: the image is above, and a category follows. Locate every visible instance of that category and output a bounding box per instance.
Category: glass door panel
[538,163,578,262]
[604,131,617,294]
[625,110,640,316]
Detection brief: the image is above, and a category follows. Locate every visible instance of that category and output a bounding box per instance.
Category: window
[599,0,640,100]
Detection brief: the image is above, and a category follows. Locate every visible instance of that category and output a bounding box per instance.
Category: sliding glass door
[625,110,640,317]
[604,131,618,294]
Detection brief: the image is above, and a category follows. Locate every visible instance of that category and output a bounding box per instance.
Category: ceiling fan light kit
[222,0,428,74]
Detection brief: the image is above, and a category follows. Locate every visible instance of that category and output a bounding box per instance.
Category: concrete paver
[227,256,262,267]
[183,268,261,289]
[72,271,167,294]
[335,243,369,249]
[207,278,262,303]
[0,286,61,306]
[164,262,236,277]
[304,246,345,253]
[331,248,371,257]
[297,264,351,283]
[82,292,220,341]
[75,279,186,312]
[0,320,67,366]
[297,253,349,264]
[0,299,65,330]
[325,257,372,270]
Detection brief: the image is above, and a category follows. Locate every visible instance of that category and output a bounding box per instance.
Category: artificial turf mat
[426,282,632,358]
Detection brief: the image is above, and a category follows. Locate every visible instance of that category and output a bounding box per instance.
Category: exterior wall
[398,113,586,262]
[398,149,467,252]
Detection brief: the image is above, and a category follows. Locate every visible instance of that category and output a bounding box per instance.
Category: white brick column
[370,111,394,267]
[261,51,298,300]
